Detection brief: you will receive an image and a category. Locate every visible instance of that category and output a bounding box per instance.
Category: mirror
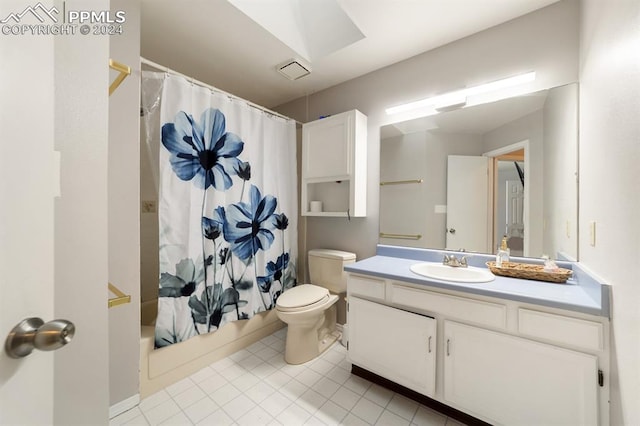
[379,83,578,260]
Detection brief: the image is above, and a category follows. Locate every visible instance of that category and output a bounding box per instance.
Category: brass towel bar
[379,233,422,240]
[109,59,131,96]
[380,179,423,186]
[108,282,131,308]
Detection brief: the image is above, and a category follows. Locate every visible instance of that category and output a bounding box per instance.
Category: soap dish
[486,261,573,284]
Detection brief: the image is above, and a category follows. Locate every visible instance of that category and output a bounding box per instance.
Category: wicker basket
[486,261,573,284]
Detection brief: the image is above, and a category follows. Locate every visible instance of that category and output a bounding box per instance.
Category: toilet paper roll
[310,201,323,212]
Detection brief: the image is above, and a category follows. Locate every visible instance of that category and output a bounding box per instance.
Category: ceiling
[140,0,559,109]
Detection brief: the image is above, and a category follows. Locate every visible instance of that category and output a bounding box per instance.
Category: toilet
[276,249,356,364]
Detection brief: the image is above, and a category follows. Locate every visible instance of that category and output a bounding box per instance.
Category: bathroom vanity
[345,245,610,426]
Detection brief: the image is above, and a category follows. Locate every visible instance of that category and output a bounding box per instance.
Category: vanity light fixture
[385,71,536,116]
[434,93,467,112]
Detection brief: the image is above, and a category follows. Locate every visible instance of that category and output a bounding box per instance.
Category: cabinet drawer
[518,309,604,351]
[348,275,385,301]
[391,283,506,329]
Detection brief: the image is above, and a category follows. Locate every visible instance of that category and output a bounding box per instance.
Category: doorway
[484,141,530,257]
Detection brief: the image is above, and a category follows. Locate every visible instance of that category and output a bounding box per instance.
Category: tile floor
[110,328,467,426]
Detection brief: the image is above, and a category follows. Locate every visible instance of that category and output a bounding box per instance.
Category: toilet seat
[276,284,330,312]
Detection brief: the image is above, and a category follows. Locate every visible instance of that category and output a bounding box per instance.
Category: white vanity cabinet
[348,296,436,396]
[443,320,599,426]
[301,110,367,217]
[346,273,609,425]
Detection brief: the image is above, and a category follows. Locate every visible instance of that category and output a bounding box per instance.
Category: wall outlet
[589,221,596,247]
[141,200,157,213]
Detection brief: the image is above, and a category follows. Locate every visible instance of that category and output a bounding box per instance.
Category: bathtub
[140,299,285,397]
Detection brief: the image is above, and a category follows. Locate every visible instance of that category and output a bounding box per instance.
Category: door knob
[448,228,456,234]
[5,317,75,358]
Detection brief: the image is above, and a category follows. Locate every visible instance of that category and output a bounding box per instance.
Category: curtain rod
[140,56,301,126]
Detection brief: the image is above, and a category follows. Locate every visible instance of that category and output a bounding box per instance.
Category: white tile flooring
[111,328,467,426]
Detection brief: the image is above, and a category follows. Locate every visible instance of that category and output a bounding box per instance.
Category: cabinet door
[302,112,353,179]
[348,297,436,396]
[443,321,598,426]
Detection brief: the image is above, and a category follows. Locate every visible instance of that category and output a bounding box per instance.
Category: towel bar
[109,59,131,96]
[380,179,423,186]
[379,233,422,240]
[108,282,131,308]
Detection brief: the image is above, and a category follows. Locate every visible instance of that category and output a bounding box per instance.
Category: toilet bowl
[275,249,356,364]
[276,284,339,364]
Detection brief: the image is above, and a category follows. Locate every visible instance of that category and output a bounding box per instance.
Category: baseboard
[109,394,140,419]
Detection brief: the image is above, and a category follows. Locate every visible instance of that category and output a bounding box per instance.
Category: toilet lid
[276,284,329,311]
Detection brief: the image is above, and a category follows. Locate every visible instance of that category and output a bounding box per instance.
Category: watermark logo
[0,2,59,24]
[1,2,125,36]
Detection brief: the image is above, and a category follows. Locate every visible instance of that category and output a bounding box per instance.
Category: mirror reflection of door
[446,155,490,252]
[494,149,526,256]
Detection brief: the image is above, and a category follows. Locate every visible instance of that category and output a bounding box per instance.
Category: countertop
[344,245,610,317]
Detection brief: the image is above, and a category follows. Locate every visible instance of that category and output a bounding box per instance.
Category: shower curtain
[142,72,298,348]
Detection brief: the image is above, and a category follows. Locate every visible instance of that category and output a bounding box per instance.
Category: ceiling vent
[277,59,311,80]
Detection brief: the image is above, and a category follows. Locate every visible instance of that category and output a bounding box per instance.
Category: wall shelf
[301,110,367,217]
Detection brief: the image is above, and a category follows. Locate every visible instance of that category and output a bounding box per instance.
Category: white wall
[53,0,110,422]
[579,1,640,424]
[543,83,578,260]
[276,0,579,274]
[109,0,141,410]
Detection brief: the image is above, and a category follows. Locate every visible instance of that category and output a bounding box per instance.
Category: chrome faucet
[443,254,468,268]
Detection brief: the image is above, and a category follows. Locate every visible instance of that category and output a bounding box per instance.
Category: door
[505,180,525,256]
[446,156,490,252]
[348,297,437,396]
[0,11,109,424]
[443,321,599,426]
[505,180,524,236]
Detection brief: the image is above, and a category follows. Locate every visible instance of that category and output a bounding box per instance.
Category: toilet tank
[308,249,356,293]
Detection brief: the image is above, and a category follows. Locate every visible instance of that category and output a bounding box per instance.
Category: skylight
[228,0,365,62]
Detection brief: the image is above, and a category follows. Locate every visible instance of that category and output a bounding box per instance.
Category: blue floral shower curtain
[145,73,297,348]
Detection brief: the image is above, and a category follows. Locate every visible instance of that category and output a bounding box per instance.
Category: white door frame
[484,140,530,257]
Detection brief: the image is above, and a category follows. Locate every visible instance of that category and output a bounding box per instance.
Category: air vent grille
[277,59,311,80]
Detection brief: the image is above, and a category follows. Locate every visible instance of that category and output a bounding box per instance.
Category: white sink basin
[410,262,495,283]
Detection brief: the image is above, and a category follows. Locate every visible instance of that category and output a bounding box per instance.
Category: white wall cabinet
[301,110,367,217]
[346,274,609,425]
[444,320,599,426]
[348,296,436,396]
